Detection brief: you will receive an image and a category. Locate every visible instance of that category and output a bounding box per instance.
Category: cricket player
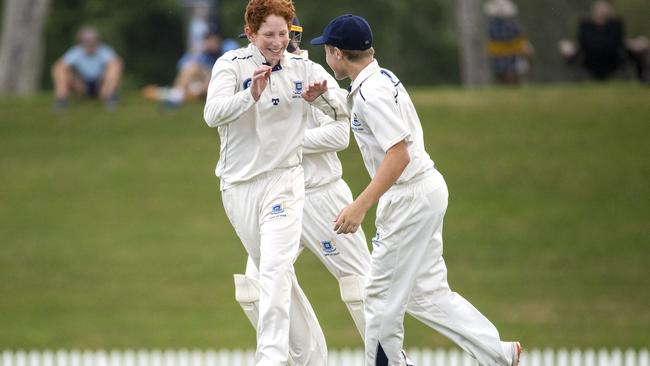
[233,16,375,363]
[304,14,522,366]
[202,0,349,364]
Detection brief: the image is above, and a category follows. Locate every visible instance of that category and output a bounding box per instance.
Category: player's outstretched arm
[303,106,350,154]
[334,141,410,234]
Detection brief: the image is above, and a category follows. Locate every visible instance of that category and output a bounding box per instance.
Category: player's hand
[334,201,366,234]
[301,80,328,102]
[251,65,272,101]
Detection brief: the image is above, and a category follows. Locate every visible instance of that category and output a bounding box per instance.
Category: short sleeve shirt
[349,60,435,183]
[63,44,116,82]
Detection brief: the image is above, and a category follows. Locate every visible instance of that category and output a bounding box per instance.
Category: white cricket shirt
[295,51,349,189]
[203,44,348,190]
[348,60,435,184]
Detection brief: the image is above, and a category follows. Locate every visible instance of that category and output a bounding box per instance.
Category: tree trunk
[456,0,489,87]
[0,0,51,95]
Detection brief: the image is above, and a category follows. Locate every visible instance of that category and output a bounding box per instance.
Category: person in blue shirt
[51,26,123,111]
[142,29,238,108]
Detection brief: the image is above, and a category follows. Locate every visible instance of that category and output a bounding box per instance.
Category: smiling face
[247,14,290,65]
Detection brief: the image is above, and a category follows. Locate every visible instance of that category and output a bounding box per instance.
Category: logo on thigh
[269,202,287,219]
[321,240,340,256]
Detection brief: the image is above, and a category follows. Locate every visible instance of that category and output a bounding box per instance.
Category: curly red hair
[245,0,295,34]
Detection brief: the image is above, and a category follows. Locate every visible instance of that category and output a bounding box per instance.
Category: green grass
[1,84,649,350]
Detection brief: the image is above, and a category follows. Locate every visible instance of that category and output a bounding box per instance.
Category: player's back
[350,61,435,184]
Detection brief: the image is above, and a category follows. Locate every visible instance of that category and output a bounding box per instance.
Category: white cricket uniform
[204,44,348,366]
[345,60,513,366]
[244,51,372,340]
[245,50,371,280]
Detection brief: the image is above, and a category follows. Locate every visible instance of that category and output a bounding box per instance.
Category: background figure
[51,26,123,111]
[142,29,236,108]
[187,1,211,54]
[558,0,649,82]
[484,0,534,85]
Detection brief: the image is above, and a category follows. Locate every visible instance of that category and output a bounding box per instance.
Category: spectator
[142,29,237,108]
[187,1,211,54]
[558,0,649,82]
[484,0,535,85]
[51,26,123,111]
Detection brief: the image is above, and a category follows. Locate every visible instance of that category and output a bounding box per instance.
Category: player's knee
[234,274,260,303]
[339,275,366,303]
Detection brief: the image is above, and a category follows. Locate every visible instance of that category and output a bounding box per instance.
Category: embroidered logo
[351,114,364,131]
[269,202,286,219]
[371,231,381,247]
[243,78,252,90]
[321,240,340,256]
[293,80,303,95]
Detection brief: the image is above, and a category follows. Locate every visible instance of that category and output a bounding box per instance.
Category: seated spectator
[484,0,535,85]
[558,1,649,82]
[51,26,123,111]
[143,30,238,108]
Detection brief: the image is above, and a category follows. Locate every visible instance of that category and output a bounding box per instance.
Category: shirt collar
[292,50,309,60]
[349,59,379,95]
[248,44,291,71]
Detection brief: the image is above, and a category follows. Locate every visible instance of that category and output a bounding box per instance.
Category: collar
[292,50,309,60]
[248,44,291,71]
[349,59,379,95]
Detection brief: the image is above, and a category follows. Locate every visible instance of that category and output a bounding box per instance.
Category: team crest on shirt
[321,240,340,256]
[270,202,286,219]
[243,78,252,90]
[351,114,364,131]
[292,80,303,99]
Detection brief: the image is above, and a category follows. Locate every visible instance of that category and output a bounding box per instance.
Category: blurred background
[0,0,649,356]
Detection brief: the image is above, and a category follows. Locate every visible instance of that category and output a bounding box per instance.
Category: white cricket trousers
[222,166,326,366]
[365,169,510,366]
[244,179,371,361]
[247,178,372,293]
[301,179,371,280]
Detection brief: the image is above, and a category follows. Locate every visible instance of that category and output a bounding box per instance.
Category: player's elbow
[203,105,220,128]
[334,134,350,151]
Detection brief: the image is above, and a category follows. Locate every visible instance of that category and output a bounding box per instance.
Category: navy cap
[310,14,373,51]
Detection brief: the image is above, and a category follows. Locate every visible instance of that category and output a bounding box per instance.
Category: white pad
[234,273,299,365]
[339,275,367,337]
[234,274,260,329]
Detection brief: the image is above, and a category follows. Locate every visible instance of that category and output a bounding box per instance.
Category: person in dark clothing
[577,16,625,79]
[559,1,648,82]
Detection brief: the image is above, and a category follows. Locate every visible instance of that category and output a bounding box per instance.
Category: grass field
[1,84,649,350]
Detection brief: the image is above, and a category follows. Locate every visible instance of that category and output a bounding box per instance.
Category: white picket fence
[1,348,648,366]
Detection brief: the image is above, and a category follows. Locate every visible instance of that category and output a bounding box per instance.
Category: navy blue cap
[310,14,372,51]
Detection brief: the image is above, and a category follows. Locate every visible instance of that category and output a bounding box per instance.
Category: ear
[334,47,344,60]
[244,26,255,42]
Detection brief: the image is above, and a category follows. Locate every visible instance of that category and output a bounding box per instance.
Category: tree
[455,0,489,86]
[0,0,51,95]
